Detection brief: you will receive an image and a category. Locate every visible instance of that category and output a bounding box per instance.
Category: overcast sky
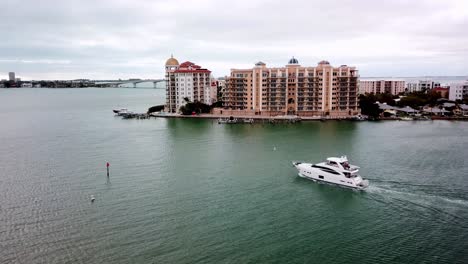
[1,0,467,80]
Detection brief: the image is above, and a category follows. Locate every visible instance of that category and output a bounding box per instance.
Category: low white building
[449,81,468,101]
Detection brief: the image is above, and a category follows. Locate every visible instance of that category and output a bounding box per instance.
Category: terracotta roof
[175,61,211,73]
[174,70,211,73]
[179,61,194,67]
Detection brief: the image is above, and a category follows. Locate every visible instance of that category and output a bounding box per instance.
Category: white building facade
[449,81,468,101]
[406,82,420,93]
[406,80,441,93]
[359,80,405,95]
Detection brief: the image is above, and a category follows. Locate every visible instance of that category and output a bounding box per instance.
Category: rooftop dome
[288,57,299,64]
[255,61,266,66]
[165,54,179,66]
[318,60,330,65]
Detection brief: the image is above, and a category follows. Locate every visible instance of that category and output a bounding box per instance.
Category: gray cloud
[1,0,467,80]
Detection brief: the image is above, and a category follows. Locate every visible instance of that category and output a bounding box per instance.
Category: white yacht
[292,156,369,190]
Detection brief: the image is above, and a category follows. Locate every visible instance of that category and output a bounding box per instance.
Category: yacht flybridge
[292,156,369,190]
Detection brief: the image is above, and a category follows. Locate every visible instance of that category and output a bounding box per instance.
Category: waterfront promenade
[150,112,468,121]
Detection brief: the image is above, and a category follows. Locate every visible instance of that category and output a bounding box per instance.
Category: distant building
[9,72,15,81]
[208,81,218,105]
[15,78,21,82]
[449,81,468,101]
[405,80,441,93]
[359,80,405,95]
[165,55,213,113]
[217,79,226,101]
[219,58,359,117]
[406,82,420,93]
[432,87,449,98]
[419,80,440,91]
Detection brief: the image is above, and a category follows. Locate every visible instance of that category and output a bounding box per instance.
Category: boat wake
[365,184,468,227]
[366,184,468,207]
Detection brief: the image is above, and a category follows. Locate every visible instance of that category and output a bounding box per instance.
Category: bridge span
[95,79,165,88]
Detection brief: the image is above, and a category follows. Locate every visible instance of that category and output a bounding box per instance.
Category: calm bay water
[1,88,468,263]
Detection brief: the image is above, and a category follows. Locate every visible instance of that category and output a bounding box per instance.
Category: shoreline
[150,113,468,122]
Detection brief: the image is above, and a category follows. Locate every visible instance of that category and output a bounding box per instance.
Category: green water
[1,88,468,263]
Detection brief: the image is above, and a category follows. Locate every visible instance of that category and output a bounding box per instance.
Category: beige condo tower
[219,58,359,117]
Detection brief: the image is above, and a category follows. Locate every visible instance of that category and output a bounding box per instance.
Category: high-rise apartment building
[9,72,15,81]
[359,80,405,95]
[165,55,213,113]
[221,58,359,117]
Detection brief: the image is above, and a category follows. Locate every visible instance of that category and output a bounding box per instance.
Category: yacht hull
[293,161,369,190]
[297,172,367,190]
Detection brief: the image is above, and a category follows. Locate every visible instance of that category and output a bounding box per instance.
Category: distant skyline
[1,0,467,80]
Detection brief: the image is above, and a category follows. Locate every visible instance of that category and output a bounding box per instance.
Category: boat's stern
[356,179,369,190]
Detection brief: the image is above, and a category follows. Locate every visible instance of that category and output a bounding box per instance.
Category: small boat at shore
[218,116,238,124]
[292,156,369,190]
[113,108,128,114]
[351,115,368,121]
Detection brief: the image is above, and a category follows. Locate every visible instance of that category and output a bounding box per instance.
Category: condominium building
[406,82,419,93]
[406,80,441,93]
[449,81,468,101]
[359,80,405,95]
[165,55,213,113]
[9,72,15,81]
[419,80,440,91]
[220,58,359,117]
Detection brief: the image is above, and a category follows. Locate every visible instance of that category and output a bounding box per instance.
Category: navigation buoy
[90,195,95,203]
[106,162,110,177]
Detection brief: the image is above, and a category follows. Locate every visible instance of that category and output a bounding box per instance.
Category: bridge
[94,79,165,88]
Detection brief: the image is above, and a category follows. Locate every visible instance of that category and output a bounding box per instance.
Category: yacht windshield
[341,162,350,170]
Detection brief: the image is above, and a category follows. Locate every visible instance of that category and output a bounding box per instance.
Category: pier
[149,113,358,122]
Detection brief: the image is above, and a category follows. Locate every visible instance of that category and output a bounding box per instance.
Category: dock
[149,113,353,123]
